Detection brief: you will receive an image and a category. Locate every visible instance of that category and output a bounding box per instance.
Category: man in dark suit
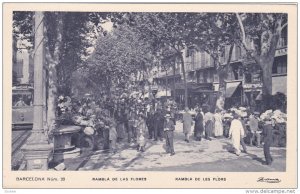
[164,114,175,156]
[146,109,155,139]
[153,108,164,141]
[262,118,275,165]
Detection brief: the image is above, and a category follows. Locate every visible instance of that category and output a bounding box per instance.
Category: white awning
[225,82,241,98]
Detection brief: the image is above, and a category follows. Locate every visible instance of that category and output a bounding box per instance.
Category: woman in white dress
[229,113,245,156]
[214,110,224,137]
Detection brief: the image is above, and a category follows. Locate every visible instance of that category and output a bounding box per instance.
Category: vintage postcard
[2,3,297,189]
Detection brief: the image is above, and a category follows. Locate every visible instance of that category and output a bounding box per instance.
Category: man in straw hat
[164,114,175,156]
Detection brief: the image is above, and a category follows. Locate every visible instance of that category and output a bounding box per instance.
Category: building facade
[154,28,287,111]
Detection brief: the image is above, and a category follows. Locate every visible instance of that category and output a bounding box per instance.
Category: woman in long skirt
[136,113,147,152]
[214,110,224,137]
[194,109,204,141]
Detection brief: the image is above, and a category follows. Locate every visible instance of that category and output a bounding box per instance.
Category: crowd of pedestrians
[57,94,282,166]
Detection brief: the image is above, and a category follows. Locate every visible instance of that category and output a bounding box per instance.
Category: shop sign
[243,83,263,91]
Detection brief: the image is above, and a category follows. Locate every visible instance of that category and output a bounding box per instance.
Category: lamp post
[22,12,53,170]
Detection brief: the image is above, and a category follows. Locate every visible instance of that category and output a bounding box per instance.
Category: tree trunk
[257,31,280,110]
[256,55,275,110]
[179,52,188,108]
[46,56,58,136]
[45,13,64,136]
[261,59,273,96]
[216,43,234,111]
[173,61,176,101]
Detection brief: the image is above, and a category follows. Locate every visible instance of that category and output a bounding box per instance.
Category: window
[231,65,240,80]
[235,45,241,60]
[186,48,190,57]
[273,56,287,74]
[227,68,235,81]
[213,72,219,82]
[200,52,205,67]
[277,27,287,48]
[194,52,199,69]
[191,49,195,70]
[203,70,207,83]
[238,66,243,79]
[277,63,287,74]
[199,71,204,83]
[245,73,252,83]
[210,56,215,67]
[225,46,229,62]
[208,70,214,83]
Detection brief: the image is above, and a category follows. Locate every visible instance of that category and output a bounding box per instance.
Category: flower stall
[221,107,286,147]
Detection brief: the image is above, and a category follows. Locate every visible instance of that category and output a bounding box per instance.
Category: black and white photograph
[3,2,297,189]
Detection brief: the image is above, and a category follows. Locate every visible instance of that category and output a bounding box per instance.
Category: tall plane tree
[236,13,287,109]
[87,23,154,96]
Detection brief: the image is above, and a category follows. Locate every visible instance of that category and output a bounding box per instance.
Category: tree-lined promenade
[12,11,287,170]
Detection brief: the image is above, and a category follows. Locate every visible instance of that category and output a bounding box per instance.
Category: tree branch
[281,22,287,30]
[235,12,252,52]
[53,13,64,63]
[235,13,262,63]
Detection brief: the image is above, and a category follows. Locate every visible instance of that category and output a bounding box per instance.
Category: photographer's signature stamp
[257,177,281,183]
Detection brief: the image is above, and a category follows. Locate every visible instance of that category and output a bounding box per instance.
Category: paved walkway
[63,122,286,172]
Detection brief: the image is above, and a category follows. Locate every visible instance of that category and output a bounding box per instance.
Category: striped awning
[225,82,241,98]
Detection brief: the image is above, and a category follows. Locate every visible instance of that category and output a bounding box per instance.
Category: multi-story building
[154,27,287,110]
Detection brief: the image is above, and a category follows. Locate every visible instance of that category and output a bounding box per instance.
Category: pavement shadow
[117,140,161,171]
[246,152,265,164]
[222,141,235,154]
[87,137,161,170]
[220,141,265,165]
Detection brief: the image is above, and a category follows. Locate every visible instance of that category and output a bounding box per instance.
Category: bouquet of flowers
[228,107,248,118]
[223,113,233,119]
[56,95,74,125]
[259,109,287,123]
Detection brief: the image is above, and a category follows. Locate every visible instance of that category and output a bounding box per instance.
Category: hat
[165,114,171,118]
[138,112,146,118]
[240,111,248,118]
